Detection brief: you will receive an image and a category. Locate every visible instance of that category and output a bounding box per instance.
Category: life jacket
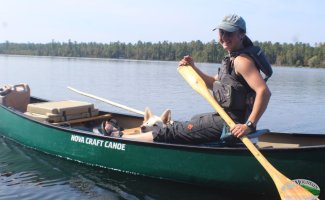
[231,46,273,81]
[213,45,272,121]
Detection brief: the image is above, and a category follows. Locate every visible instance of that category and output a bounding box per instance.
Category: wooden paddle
[178,65,318,200]
[67,86,145,115]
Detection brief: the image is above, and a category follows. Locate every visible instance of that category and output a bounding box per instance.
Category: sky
[0,0,324,45]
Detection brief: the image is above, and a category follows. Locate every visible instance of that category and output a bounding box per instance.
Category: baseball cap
[213,14,246,32]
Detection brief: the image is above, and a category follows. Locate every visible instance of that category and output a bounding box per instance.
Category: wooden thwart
[52,114,112,125]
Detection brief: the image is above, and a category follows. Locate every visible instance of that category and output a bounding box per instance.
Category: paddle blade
[240,137,318,200]
[273,174,318,200]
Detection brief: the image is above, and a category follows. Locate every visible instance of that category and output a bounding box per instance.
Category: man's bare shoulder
[233,54,256,75]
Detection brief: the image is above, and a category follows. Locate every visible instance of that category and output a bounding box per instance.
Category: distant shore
[1,40,324,68]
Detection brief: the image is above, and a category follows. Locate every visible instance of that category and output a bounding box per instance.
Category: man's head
[214,14,248,51]
[214,14,246,33]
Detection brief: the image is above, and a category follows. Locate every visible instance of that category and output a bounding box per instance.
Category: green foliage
[0,40,325,67]
[308,56,320,67]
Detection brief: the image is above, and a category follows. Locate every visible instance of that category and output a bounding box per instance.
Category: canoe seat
[202,128,270,147]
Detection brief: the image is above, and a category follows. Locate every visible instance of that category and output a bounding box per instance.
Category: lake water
[0,55,325,199]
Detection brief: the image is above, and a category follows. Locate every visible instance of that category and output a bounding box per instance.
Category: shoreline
[1,53,324,69]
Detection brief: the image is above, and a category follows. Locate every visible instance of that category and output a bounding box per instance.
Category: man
[104,14,271,144]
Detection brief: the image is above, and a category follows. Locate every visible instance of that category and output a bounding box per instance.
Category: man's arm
[231,54,271,137]
[178,55,217,90]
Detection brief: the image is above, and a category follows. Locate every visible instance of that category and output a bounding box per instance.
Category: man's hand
[230,124,253,138]
[178,55,194,67]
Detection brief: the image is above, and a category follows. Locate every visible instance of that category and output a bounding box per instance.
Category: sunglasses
[219,30,236,37]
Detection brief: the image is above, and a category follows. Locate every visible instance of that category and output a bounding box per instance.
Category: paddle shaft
[178,65,318,200]
[67,86,145,116]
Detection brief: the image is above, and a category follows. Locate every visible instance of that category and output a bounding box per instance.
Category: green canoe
[0,96,324,199]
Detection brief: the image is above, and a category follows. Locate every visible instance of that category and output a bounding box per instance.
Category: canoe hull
[0,104,324,198]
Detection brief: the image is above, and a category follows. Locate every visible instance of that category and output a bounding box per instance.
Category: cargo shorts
[152,112,224,144]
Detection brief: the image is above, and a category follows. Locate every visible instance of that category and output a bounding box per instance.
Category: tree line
[0,40,325,67]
